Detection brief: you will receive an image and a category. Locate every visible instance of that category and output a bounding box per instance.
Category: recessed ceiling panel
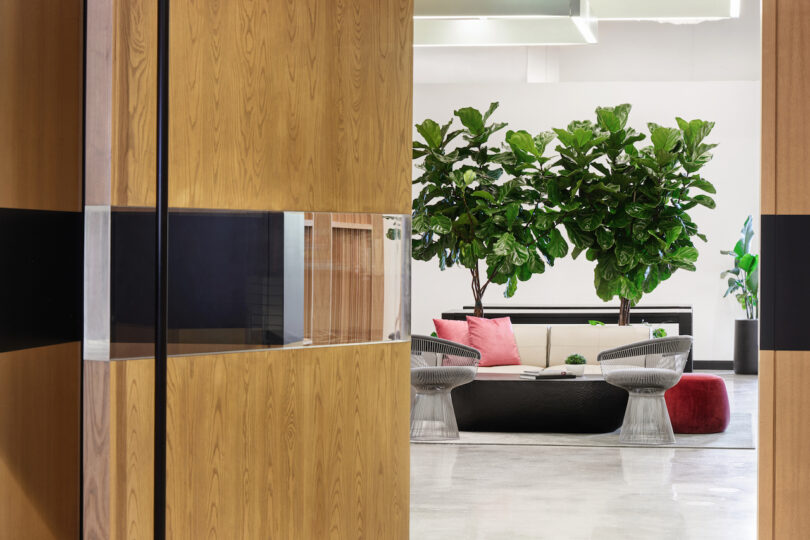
[589,0,740,20]
[414,17,597,47]
[414,0,582,18]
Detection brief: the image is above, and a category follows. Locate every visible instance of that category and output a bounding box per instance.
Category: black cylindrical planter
[734,319,759,375]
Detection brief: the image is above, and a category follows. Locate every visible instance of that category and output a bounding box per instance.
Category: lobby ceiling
[413,0,741,46]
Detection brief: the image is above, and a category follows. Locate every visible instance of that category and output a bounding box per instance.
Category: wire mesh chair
[598,336,693,445]
[410,335,481,441]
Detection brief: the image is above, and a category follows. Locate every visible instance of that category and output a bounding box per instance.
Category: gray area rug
[412,413,754,449]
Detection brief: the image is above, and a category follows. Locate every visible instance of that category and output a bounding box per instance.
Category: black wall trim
[0,207,82,353]
[154,0,169,537]
[760,214,810,351]
[693,360,734,371]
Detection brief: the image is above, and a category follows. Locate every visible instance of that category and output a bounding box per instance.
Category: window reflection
[105,209,409,360]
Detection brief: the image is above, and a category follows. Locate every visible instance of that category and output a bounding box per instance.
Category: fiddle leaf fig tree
[551,104,717,325]
[412,103,561,317]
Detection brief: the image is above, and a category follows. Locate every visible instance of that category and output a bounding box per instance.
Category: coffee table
[450,373,629,433]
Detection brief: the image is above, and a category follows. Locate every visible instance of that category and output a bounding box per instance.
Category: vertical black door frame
[155,0,169,538]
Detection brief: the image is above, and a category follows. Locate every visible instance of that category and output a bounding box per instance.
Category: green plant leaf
[689,179,717,194]
[429,215,452,235]
[416,119,443,149]
[454,107,485,136]
[691,194,716,209]
[471,190,495,203]
[671,245,699,263]
[545,229,569,258]
[650,127,681,152]
[505,202,520,228]
[596,228,615,249]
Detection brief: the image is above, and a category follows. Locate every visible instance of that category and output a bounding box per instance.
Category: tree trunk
[618,297,631,326]
[471,266,484,317]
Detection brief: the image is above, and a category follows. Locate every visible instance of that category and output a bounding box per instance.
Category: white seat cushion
[547,324,651,366]
[510,324,549,367]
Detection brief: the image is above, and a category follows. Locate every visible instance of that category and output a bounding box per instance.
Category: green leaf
[665,225,682,247]
[625,202,651,219]
[454,107,485,136]
[506,130,541,161]
[534,211,557,230]
[505,202,520,228]
[482,102,499,123]
[596,228,614,249]
[505,275,518,297]
[429,215,452,235]
[739,253,757,273]
[650,127,681,152]
[615,243,634,266]
[671,245,699,263]
[691,194,716,209]
[471,190,495,204]
[462,169,476,186]
[689,179,717,194]
[416,119,443,149]
[545,229,569,258]
[579,212,603,232]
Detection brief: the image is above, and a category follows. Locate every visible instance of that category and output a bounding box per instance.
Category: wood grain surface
[111,0,157,208]
[166,343,410,539]
[0,0,83,212]
[774,0,810,214]
[758,350,774,540]
[107,0,412,213]
[772,351,810,539]
[0,343,81,540]
[83,358,155,540]
[761,0,776,215]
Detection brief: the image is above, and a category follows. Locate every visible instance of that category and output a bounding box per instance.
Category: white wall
[411,1,761,361]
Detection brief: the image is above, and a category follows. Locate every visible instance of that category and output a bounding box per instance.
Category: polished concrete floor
[410,372,758,540]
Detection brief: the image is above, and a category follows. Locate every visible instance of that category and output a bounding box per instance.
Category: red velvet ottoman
[665,374,730,434]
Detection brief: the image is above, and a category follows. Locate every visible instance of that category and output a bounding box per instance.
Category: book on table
[519,367,578,380]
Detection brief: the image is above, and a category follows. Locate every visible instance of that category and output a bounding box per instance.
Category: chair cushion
[433,318,471,346]
[665,374,730,434]
[467,316,521,367]
[548,324,651,365]
[510,325,549,367]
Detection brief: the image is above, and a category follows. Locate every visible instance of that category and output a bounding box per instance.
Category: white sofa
[478,324,652,376]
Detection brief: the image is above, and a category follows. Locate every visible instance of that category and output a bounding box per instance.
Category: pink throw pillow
[433,318,471,346]
[466,316,522,367]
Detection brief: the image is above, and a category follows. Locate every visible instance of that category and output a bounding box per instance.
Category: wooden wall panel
[774,0,810,214]
[0,1,83,212]
[761,0,776,215]
[111,0,157,208]
[106,0,413,213]
[166,343,410,539]
[83,358,155,540]
[0,343,81,540]
[758,350,774,540]
[771,351,810,538]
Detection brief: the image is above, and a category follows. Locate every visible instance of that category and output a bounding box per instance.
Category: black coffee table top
[475,373,605,383]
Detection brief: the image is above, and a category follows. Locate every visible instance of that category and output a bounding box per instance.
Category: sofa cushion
[510,324,549,367]
[433,318,471,346]
[467,316,521,367]
[547,324,651,366]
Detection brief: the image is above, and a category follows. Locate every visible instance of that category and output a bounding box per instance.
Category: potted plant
[564,353,587,376]
[721,216,759,374]
[549,104,718,325]
[412,103,565,317]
